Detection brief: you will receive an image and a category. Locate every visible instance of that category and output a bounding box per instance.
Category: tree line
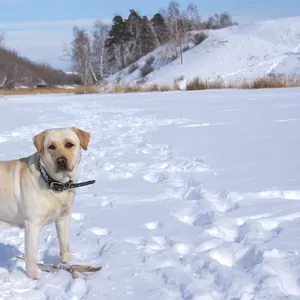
[0,33,80,89]
[68,1,238,85]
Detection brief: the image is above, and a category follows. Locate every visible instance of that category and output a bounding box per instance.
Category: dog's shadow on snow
[0,243,60,274]
[42,251,61,265]
[0,242,22,271]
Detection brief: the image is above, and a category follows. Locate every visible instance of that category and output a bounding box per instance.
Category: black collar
[38,160,95,192]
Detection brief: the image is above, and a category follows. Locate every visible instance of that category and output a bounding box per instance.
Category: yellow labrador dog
[0,127,94,279]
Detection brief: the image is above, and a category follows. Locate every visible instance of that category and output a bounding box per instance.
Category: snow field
[0,88,300,299]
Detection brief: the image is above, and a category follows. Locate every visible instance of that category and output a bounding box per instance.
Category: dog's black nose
[56,157,67,170]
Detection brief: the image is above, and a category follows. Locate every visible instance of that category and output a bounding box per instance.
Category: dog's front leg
[24,220,41,279]
[55,214,71,264]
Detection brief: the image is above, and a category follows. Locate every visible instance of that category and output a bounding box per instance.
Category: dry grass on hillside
[186,76,300,90]
[1,76,300,96]
[244,77,300,89]
[102,83,179,93]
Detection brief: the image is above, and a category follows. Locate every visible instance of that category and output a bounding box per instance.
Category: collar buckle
[49,181,72,192]
[49,181,64,192]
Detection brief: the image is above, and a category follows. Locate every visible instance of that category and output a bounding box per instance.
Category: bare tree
[70,27,97,85]
[0,32,5,48]
[0,47,22,88]
[92,20,110,80]
[183,3,202,30]
[219,12,238,28]
[163,1,193,64]
[203,12,238,30]
[1,63,20,88]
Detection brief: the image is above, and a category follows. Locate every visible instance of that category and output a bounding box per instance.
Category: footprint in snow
[71,213,86,221]
[144,236,167,253]
[0,136,7,142]
[91,227,111,236]
[143,172,168,184]
[173,243,191,256]
[100,200,114,208]
[144,221,163,230]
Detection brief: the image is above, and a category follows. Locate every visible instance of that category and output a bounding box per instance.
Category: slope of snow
[148,16,300,85]
[106,32,202,85]
[107,16,300,86]
[1,88,300,299]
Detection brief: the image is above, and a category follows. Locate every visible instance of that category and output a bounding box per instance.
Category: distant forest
[0,33,80,89]
[68,1,238,84]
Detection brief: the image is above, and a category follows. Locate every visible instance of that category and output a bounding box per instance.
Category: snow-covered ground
[1,88,300,299]
[108,16,300,86]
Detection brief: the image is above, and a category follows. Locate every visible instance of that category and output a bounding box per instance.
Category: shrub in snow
[183,45,190,52]
[145,55,155,66]
[193,32,208,46]
[128,63,139,74]
[141,64,154,77]
[140,56,155,77]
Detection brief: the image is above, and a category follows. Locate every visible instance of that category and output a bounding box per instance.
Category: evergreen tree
[127,9,143,62]
[106,15,131,69]
[150,13,169,45]
[120,9,157,65]
[140,16,156,55]
[127,9,141,38]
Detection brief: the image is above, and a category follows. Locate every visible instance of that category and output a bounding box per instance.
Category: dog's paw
[57,262,71,270]
[26,264,39,280]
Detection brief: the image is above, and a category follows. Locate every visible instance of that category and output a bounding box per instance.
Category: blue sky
[0,0,299,70]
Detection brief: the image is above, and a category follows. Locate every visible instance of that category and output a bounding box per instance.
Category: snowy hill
[107,16,300,86]
[106,31,206,85]
[1,88,300,299]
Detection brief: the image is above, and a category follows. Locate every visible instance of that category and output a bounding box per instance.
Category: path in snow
[0,89,300,299]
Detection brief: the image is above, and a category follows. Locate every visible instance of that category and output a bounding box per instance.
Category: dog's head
[33,127,90,182]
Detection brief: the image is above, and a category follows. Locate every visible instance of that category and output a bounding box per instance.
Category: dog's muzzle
[56,157,67,172]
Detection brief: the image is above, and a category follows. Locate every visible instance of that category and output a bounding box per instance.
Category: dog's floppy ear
[72,127,90,150]
[33,130,48,154]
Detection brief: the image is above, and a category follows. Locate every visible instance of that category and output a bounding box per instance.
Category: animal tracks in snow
[91,227,111,236]
[1,91,300,300]
[144,221,163,230]
[71,213,86,221]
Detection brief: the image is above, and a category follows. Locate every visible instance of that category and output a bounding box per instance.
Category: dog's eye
[65,142,74,149]
[48,145,56,150]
